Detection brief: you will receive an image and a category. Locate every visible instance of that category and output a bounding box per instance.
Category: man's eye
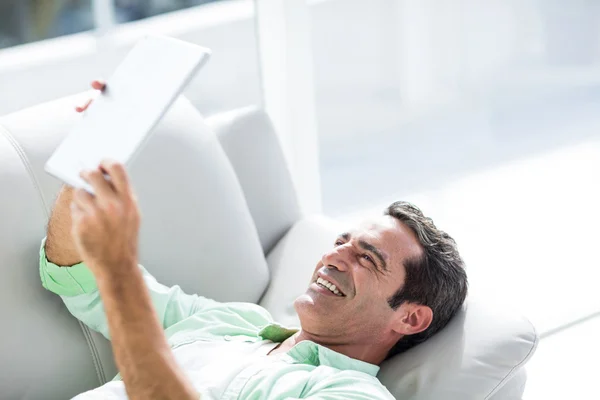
[361,254,374,264]
[334,240,344,246]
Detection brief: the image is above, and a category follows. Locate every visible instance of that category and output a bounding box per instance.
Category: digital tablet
[44,35,211,192]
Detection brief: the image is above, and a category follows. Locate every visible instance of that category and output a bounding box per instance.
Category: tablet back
[45,35,211,191]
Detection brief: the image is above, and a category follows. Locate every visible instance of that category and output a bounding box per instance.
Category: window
[0,0,260,117]
[114,0,223,23]
[0,1,230,50]
[311,0,600,215]
[0,0,94,49]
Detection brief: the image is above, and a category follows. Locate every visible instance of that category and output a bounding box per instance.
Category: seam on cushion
[484,318,540,399]
[80,322,107,384]
[0,123,107,386]
[0,125,49,216]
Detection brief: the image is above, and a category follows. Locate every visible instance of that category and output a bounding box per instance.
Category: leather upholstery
[0,94,537,399]
[0,94,270,398]
[208,106,302,255]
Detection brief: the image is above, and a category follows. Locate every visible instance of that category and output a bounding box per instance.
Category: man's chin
[294,292,318,325]
[294,290,344,331]
[293,289,334,314]
[294,292,314,309]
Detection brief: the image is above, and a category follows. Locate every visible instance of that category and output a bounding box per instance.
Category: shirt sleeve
[39,238,219,339]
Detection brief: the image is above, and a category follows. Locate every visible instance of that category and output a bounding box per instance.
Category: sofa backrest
[0,94,288,399]
[208,106,302,255]
[0,91,538,400]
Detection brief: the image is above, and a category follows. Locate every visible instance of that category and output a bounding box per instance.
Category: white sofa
[0,93,538,399]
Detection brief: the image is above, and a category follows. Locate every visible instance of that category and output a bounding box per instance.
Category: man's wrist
[92,259,139,287]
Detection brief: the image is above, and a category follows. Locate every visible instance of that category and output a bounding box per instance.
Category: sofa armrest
[488,369,528,400]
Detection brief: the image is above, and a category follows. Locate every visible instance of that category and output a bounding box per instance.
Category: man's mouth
[316,277,345,296]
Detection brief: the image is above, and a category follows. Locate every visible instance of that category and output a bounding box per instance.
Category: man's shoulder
[309,366,395,399]
[216,301,274,323]
[185,299,276,334]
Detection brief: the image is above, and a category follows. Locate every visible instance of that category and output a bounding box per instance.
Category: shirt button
[224,335,232,341]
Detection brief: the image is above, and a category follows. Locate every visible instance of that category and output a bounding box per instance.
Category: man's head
[294,201,468,363]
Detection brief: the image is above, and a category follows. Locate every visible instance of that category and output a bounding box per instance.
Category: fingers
[74,79,105,112]
[75,98,93,113]
[91,80,106,91]
[79,160,133,209]
[99,159,132,196]
[80,169,117,201]
[71,188,96,215]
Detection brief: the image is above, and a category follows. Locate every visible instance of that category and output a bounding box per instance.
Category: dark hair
[385,201,468,359]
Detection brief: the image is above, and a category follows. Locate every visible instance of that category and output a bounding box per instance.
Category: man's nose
[321,246,350,272]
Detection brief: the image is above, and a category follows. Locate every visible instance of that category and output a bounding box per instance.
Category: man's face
[294,215,424,344]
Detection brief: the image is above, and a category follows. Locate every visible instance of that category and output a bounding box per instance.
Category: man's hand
[47,83,197,399]
[71,160,140,275]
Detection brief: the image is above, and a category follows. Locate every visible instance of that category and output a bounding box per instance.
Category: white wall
[2,0,599,124]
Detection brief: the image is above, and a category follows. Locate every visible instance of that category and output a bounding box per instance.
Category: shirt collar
[258,323,380,377]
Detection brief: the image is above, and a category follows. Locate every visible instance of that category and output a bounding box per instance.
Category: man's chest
[172,338,278,398]
[75,338,375,400]
[171,339,333,400]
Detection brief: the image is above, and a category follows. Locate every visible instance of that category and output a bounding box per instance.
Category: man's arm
[39,119,200,396]
[40,242,208,339]
[96,259,198,399]
[70,160,198,399]
[40,80,209,338]
[41,183,208,338]
[45,185,81,266]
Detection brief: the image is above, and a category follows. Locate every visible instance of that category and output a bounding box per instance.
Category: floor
[319,87,600,399]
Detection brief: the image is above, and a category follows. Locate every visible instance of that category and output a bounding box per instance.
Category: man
[41,81,468,399]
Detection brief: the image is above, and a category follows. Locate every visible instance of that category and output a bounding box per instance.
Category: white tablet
[45,35,211,192]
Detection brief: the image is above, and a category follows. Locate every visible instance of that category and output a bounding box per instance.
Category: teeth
[316,277,343,296]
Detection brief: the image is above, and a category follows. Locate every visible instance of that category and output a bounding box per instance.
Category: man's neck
[268,330,388,365]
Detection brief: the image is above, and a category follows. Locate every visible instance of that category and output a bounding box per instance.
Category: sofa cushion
[378,299,538,400]
[0,124,103,399]
[207,106,302,255]
[0,94,270,398]
[127,98,270,304]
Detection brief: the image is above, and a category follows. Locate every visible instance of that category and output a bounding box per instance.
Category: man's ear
[391,304,433,336]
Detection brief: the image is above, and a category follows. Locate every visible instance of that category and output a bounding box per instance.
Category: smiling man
[40,83,468,400]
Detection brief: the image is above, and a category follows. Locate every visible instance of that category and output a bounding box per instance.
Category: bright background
[2,1,600,398]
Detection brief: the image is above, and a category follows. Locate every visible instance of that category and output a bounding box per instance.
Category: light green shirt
[39,240,394,399]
